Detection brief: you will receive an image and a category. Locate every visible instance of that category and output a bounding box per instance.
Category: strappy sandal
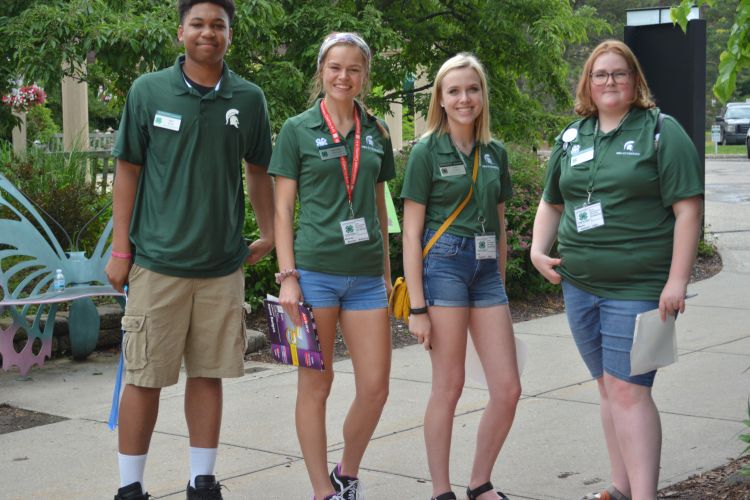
[466,481,509,500]
[581,485,630,500]
[431,492,457,500]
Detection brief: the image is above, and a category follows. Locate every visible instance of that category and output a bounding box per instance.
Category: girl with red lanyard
[269,32,395,500]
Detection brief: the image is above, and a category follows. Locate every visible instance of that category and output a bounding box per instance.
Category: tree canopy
[2,0,608,145]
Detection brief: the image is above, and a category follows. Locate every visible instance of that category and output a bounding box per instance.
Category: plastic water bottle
[53,269,65,292]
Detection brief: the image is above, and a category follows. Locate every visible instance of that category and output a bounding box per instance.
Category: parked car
[746,127,750,158]
[715,102,750,145]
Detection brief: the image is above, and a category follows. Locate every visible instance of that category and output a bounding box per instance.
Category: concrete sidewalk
[1,157,749,500]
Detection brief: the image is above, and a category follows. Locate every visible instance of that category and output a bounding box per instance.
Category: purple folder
[263,297,324,371]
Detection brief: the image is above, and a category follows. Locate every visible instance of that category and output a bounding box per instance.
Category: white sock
[189,447,218,487]
[118,452,147,489]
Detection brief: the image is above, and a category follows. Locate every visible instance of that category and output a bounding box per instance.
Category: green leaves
[672,0,750,103]
[5,0,607,144]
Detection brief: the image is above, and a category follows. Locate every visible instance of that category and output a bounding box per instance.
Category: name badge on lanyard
[475,233,496,259]
[574,201,605,232]
[340,218,369,245]
[320,100,368,244]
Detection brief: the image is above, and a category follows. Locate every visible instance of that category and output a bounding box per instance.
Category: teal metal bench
[0,173,124,376]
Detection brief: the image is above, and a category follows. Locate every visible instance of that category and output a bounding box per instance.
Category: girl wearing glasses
[531,40,703,500]
[270,32,394,500]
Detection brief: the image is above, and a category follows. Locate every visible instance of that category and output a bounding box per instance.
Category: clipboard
[630,308,678,376]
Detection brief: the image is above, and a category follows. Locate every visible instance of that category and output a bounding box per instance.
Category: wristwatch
[409,306,428,315]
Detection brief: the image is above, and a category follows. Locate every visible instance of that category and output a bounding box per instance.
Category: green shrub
[0,145,110,255]
[504,144,559,299]
[242,205,279,310]
[387,144,411,282]
[25,105,60,146]
[698,226,718,258]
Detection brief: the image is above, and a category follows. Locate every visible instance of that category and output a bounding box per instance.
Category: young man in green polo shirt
[105,1,274,499]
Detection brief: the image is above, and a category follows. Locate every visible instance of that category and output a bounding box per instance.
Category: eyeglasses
[590,70,632,85]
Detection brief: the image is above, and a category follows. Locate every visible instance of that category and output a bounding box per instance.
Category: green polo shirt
[543,107,704,300]
[400,133,513,238]
[268,100,395,276]
[114,56,272,277]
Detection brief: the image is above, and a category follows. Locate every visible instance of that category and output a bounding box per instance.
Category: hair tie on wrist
[111,251,133,260]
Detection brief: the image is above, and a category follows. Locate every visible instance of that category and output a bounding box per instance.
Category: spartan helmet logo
[623,140,635,151]
[225,109,240,129]
[366,135,374,147]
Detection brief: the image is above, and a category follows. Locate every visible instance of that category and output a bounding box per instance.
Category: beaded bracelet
[275,268,299,284]
[111,251,133,260]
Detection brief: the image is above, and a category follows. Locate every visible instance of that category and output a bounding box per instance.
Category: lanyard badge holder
[454,146,495,260]
[108,285,127,430]
[573,118,614,234]
[320,100,369,245]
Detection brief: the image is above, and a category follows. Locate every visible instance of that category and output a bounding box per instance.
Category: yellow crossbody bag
[389,149,479,320]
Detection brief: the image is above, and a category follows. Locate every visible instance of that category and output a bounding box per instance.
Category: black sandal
[431,493,457,500]
[466,481,509,500]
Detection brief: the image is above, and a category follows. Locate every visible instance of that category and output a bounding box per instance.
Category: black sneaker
[329,464,363,500]
[186,475,223,500]
[114,481,150,500]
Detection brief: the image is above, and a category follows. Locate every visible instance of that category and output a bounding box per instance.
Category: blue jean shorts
[297,268,388,311]
[562,280,659,387]
[422,228,508,308]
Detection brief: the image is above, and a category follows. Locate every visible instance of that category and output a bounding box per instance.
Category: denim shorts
[562,280,659,387]
[297,268,388,311]
[422,228,509,308]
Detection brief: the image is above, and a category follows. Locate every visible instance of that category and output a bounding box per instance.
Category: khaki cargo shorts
[121,264,247,388]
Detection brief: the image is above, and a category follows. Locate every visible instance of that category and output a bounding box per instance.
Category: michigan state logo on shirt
[482,153,499,170]
[616,140,640,156]
[225,109,239,129]
[362,134,383,154]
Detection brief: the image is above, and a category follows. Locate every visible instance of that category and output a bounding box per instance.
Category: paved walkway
[1,158,749,499]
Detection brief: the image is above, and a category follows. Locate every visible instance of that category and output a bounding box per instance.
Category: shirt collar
[170,55,233,98]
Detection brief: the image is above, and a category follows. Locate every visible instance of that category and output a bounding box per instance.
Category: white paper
[630,308,678,376]
[465,333,527,387]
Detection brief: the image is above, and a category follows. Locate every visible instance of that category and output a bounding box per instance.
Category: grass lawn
[704,131,747,155]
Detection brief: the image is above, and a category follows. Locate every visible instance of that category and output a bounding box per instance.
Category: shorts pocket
[428,238,459,257]
[121,311,148,370]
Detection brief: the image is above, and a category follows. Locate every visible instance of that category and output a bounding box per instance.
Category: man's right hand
[106,257,131,293]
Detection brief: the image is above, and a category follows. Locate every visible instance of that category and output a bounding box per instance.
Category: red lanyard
[320,99,361,215]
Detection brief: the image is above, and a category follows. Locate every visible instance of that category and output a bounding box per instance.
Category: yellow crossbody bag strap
[421,148,480,258]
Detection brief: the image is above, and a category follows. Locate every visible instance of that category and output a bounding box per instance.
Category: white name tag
[475,233,496,260]
[570,147,594,167]
[340,217,369,245]
[154,111,181,132]
[439,163,466,177]
[575,201,605,232]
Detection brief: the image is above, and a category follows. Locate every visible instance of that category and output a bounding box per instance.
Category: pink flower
[2,84,46,112]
